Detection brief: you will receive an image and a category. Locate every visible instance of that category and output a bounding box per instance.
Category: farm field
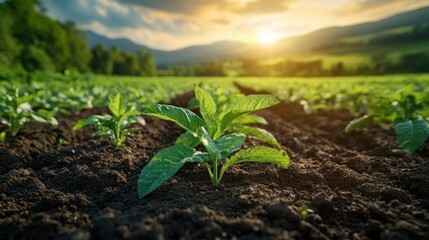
[1,73,428,239]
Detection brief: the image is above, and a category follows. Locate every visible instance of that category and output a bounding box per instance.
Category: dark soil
[1,87,428,240]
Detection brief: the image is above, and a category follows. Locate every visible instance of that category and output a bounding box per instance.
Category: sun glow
[258,31,276,44]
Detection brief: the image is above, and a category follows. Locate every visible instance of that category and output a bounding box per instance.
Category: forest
[0,0,156,76]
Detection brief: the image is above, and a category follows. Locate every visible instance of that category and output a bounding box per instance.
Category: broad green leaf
[221,95,279,133]
[219,146,289,181]
[199,128,221,160]
[0,104,9,113]
[224,146,289,169]
[30,114,49,123]
[345,115,375,133]
[35,109,58,126]
[214,133,246,159]
[143,104,221,159]
[0,117,7,125]
[10,119,24,136]
[138,144,209,198]
[72,115,111,131]
[230,124,282,149]
[194,85,219,138]
[229,95,279,114]
[395,117,429,152]
[108,93,124,117]
[73,119,89,131]
[233,114,268,125]
[17,95,33,105]
[176,131,200,148]
[17,102,32,113]
[143,104,205,135]
[133,116,146,126]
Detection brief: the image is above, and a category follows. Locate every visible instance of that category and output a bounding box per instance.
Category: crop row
[237,75,429,152]
[2,73,428,151]
[0,74,223,139]
[0,80,289,198]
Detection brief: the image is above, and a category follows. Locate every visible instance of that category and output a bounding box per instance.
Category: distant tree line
[158,51,429,77]
[0,0,156,76]
[90,45,156,76]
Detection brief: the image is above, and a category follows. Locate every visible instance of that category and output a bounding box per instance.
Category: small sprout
[57,138,69,149]
[299,204,314,216]
[0,132,6,142]
[73,93,144,147]
[137,85,290,198]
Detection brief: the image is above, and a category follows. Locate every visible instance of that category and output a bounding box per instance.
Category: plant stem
[115,119,121,147]
[212,158,219,186]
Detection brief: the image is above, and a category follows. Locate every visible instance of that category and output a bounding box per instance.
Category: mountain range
[86,6,429,66]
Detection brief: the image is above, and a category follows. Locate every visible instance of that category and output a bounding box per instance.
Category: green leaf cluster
[138,85,289,198]
[0,87,57,137]
[73,93,144,147]
[346,85,429,152]
[182,85,282,149]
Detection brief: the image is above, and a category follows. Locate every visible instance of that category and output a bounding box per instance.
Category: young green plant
[56,138,70,149]
[0,88,58,138]
[73,93,144,147]
[346,85,429,152]
[138,85,289,198]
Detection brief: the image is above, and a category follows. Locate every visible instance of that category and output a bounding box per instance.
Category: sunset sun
[258,31,276,44]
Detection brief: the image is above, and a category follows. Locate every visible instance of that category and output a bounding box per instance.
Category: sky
[43,0,429,51]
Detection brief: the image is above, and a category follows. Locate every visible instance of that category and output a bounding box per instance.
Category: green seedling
[0,132,5,142]
[184,86,282,149]
[137,85,289,198]
[346,86,429,152]
[0,88,58,137]
[299,204,314,216]
[57,138,70,149]
[73,93,144,147]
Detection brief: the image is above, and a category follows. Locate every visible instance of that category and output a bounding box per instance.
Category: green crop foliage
[236,76,429,152]
[137,85,289,198]
[0,87,58,137]
[73,93,145,147]
[346,85,429,152]
[183,86,282,149]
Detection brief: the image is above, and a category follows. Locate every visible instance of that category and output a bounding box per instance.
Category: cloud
[122,0,293,15]
[342,0,406,12]
[212,18,231,25]
[334,0,429,19]
[122,0,207,14]
[44,0,144,28]
[355,0,401,9]
[44,0,203,35]
[234,0,292,14]
[41,0,429,50]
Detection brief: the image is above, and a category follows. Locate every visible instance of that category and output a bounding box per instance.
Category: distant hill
[153,41,250,65]
[86,6,429,66]
[85,30,250,66]
[86,31,157,53]
[279,6,429,51]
